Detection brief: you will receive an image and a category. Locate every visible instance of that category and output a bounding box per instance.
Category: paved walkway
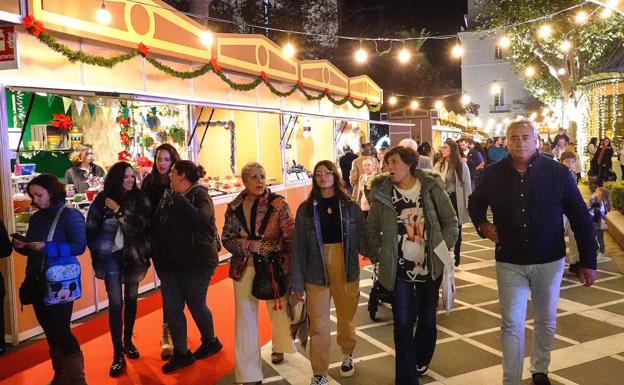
[218,223,624,385]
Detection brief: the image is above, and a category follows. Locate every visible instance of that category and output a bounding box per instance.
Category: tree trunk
[189,0,210,20]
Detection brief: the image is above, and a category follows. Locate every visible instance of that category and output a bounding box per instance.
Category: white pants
[496,258,565,385]
[234,265,295,383]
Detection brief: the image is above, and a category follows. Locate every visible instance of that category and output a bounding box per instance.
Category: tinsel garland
[23,16,380,112]
[204,121,236,173]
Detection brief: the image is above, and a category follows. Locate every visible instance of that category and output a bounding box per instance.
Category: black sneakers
[194,337,223,359]
[416,364,429,377]
[532,372,552,385]
[340,354,355,377]
[162,350,195,373]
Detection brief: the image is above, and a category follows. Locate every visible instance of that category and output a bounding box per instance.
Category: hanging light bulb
[557,67,566,75]
[537,24,552,39]
[451,44,464,58]
[601,8,613,19]
[575,10,589,24]
[560,40,572,52]
[491,84,501,95]
[96,1,112,25]
[434,100,444,110]
[461,94,471,106]
[389,96,398,106]
[283,42,296,58]
[498,35,511,49]
[200,30,214,47]
[398,48,411,63]
[410,100,419,110]
[355,43,368,64]
[525,66,536,78]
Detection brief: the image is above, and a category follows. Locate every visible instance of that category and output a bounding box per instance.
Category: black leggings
[33,299,80,355]
[449,192,462,265]
[104,274,139,353]
[0,272,5,348]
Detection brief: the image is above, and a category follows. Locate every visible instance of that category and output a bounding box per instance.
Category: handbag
[600,218,608,230]
[42,205,82,305]
[249,194,289,306]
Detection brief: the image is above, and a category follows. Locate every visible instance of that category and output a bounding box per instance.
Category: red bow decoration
[324,88,331,96]
[51,113,73,132]
[136,155,153,167]
[118,150,131,161]
[210,58,221,73]
[138,43,149,57]
[23,15,46,37]
[296,81,305,90]
[260,71,268,82]
[347,92,352,100]
[120,132,130,146]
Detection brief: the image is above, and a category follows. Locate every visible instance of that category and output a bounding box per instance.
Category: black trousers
[449,192,462,265]
[0,271,5,348]
[33,299,80,355]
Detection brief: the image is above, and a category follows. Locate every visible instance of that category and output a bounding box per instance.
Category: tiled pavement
[217,225,624,385]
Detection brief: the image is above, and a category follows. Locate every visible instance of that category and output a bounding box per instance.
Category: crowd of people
[0,120,610,385]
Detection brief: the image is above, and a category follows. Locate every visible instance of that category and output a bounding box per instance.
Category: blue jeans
[104,251,139,353]
[594,223,605,253]
[496,259,564,385]
[160,270,215,353]
[392,276,442,385]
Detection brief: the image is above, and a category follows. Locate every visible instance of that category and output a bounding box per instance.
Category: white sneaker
[310,375,328,385]
[340,354,355,377]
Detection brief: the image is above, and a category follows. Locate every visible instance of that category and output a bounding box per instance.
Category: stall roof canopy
[579,48,624,85]
[22,0,382,104]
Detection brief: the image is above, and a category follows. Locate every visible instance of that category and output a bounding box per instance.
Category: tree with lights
[474,0,624,106]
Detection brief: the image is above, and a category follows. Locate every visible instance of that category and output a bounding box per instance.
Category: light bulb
[410,100,419,110]
[398,48,410,63]
[434,100,444,110]
[491,84,501,95]
[461,94,471,106]
[560,40,572,52]
[451,44,464,58]
[601,8,613,19]
[575,10,588,24]
[498,35,511,49]
[355,48,367,63]
[283,42,295,58]
[96,3,112,25]
[200,31,214,47]
[389,96,397,105]
[558,67,566,75]
[538,24,552,39]
[525,66,536,77]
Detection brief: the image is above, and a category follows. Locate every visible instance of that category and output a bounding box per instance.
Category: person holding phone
[0,220,12,356]
[13,174,88,384]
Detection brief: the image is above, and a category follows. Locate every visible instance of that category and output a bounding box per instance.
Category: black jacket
[468,153,597,269]
[0,221,11,258]
[153,184,219,274]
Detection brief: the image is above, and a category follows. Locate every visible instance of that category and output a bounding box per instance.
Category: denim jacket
[291,197,367,292]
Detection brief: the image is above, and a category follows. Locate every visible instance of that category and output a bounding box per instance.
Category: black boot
[109,351,126,377]
[194,337,223,359]
[64,350,88,385]
[162,350,195,373]
[123,339,140,359]
[48,348,64,385]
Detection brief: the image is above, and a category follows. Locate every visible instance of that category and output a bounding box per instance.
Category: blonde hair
[240,162,266,182]
[69,145,92,166]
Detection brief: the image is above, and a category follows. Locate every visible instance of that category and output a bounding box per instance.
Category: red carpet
[0,263,274,385]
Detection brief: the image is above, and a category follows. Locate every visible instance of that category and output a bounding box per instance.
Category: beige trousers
[234,265,295,383]
[305,243,360,376]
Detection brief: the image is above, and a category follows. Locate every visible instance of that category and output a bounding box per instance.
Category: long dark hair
[436,138,464,184]
[307,160,351,203]
[418,142,432,157]
[27,174,66,207]
[589,137,598,146]
[104,162,138,204]
[149,143,180,182]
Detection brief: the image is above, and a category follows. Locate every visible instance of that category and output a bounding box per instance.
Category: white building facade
[459,1,539,136]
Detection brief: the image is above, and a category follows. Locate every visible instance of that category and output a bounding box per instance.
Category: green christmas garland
[23,16,381,112]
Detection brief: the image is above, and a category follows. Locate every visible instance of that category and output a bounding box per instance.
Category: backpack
[43,205,82,305]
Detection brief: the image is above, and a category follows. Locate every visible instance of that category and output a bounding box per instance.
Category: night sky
[334,0,468,106]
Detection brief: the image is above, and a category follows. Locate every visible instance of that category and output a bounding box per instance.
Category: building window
[493,88,505,106]
[494,45,504,60]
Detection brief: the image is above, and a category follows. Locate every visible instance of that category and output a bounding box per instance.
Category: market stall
[0,0,382,343]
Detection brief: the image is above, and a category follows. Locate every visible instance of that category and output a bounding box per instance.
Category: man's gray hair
[505,119,539,138]
[240,162,266,182]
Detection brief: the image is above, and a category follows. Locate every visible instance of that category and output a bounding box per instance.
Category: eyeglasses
[314,170,334,177]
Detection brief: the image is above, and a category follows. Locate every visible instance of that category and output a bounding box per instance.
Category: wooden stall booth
[0,0,382,344]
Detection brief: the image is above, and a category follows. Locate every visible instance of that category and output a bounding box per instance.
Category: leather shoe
[532,372,551,385]
[271,352,284,364]
[124,340,140,359]
[109,354,126,377]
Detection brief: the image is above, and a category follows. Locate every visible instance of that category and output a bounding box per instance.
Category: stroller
[367,263,393,321]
